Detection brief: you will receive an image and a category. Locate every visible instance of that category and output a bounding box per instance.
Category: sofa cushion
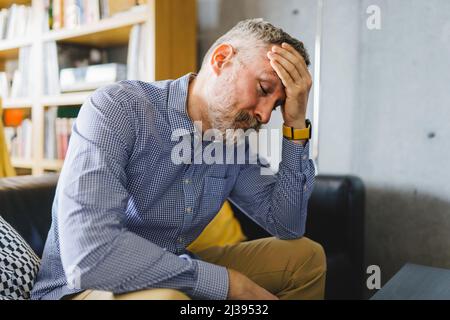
[187,200,246,253]
[0,215,40,300]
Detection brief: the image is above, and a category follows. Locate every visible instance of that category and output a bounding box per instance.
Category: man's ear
[209,44,235,75]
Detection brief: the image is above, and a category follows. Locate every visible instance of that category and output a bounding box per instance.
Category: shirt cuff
[281,138,311,172]
[192,259,229,300]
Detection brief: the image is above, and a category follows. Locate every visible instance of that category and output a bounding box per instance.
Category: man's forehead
[259,70,284,91]
[260,70,278,79]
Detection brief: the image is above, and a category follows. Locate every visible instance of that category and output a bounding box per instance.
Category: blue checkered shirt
[31,73,315,300]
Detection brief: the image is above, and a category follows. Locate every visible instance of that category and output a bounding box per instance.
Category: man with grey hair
[32,19,326,300]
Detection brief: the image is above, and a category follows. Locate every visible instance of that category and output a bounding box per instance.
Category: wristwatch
[283,119,312,141]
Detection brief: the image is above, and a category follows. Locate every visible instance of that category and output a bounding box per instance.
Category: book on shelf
[57,117,75,160]
[2,40,65,99]
[17,118,32,159]
[52,0,64,30]
[44,107,57,160]
[0,72,9,99]
[0,9,8,40]
[3,107,78,162]
[63,0,82,30]
[3,126,15,156]
[0,4,33,41]
[4,118,32,159]
[10,70,22,98]
[44,41,61,95]
[45,106,79,160]
[127,23,151,82]
[83,0,100,25]
[3,109,31,160]
[48,0,146,31]
[9,46,32,99]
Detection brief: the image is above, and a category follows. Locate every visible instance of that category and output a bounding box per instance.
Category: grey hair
[201,18,311,69]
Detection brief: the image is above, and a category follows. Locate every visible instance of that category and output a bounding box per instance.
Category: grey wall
[318,0,450,296]
[198,0,450,297]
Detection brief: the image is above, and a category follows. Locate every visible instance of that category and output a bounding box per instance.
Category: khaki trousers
[71,236,326,300]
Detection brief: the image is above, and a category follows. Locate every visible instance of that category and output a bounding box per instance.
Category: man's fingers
[268,51,301,82]
[272,46,302,77]
[280,43,311,83]
[269,58,294,89]
[281,42,308,68]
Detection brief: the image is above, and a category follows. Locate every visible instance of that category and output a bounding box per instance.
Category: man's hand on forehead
[267,42,312,131]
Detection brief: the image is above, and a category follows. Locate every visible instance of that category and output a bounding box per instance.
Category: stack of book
[44,106,79,160]
[3,109,32,159]
[0,47,33,100]
[5,47,32,98]
[4,120,32,159]
[43,41,61,95]
[0,4,33,41]
[127,23,151,81]
[0,43,53,99]
[10,46,32,98]
[0,72,9,99]
[0,4,34,100]
[3,107,79,161]
[48,0,147,31]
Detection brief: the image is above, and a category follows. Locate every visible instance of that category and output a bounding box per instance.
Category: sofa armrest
[306,175,365,258]
[306,175,365,299]
[0,174,59,257]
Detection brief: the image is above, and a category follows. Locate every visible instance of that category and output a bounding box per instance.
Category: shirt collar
[167,73,198,136]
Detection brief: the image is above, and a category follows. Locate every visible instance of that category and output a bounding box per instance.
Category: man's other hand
[227,268,279,300]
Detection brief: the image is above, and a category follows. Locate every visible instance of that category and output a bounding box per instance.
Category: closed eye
[259,83,268,96]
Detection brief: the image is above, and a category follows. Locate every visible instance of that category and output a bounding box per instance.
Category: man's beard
[205,72,262,144]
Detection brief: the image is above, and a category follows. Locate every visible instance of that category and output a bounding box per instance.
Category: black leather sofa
[0,174,365,299]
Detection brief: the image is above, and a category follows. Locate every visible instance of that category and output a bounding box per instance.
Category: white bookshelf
[42,8,149,46]
[11,157,34,169]
[3,97,33,108]
[0,0,197,175]
[0,38,32,59]
[41,91,93,106]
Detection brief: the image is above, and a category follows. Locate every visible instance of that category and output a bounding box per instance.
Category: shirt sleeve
[229,138,315,239]
[57,87,228,300]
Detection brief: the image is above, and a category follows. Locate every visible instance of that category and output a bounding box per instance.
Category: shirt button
[184,179,192,184]
[185,207,192,213]
[302,155,308,160]
[304,185,307,191]
[178,237,184,244]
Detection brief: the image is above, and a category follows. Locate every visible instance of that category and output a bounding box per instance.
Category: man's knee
[285,237,327,274]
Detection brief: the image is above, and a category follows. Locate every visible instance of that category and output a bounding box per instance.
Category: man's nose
[253,103,273,124]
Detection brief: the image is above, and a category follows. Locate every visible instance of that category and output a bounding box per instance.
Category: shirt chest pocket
[201,176,235,215]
